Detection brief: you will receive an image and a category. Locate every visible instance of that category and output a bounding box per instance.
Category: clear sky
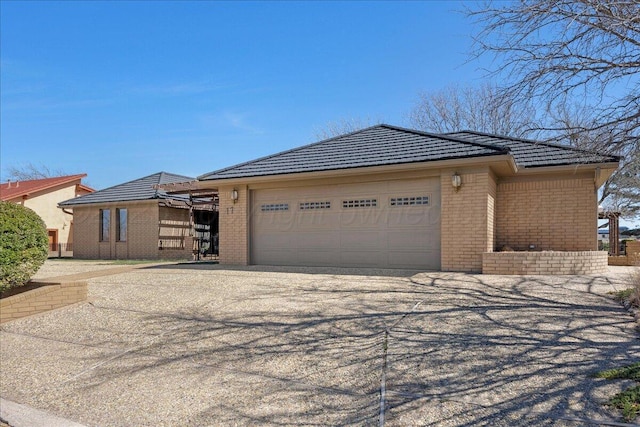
[1,1,636,228]
[1,1,482,186]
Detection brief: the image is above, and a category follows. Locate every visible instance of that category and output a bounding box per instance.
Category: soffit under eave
[195,155,517,189]
[511,161,619,189]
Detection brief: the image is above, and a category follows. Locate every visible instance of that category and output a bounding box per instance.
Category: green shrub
[0,201,48,293]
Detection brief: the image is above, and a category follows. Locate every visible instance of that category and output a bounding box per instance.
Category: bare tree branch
[468,0,640,151]
[313,117,383,140]
[407,83,536,137]
[5,163,69,181]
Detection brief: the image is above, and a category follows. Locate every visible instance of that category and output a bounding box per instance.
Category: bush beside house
[0,201,48,293]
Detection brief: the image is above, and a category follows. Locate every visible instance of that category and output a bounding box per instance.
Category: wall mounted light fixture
[451,173,462,192]
[231,189,239,203]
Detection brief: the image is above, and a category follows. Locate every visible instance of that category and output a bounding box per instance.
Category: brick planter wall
[482,251,608,275]
[0,280,87,323]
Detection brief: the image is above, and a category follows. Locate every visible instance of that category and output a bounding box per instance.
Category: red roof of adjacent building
[0,174,93,201]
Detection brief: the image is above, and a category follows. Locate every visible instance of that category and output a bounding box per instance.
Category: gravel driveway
[1,261,638,426]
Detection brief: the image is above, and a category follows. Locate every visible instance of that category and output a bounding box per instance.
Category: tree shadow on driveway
[2,270,638,426]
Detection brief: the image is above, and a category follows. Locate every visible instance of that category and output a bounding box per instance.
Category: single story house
[165,124,619,273]
[0,174,94,256]
[59,172,216,260]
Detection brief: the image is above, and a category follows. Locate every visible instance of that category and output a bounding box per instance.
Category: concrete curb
[0,398,88,427]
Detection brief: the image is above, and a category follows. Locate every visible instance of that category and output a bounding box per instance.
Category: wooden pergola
[599,211,621,256]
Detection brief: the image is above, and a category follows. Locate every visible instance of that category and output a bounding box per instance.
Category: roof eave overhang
[517,161,619,188]
[196,154,518,188]
[58,198,161,209]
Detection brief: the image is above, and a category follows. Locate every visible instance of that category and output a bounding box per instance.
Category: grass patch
[595,363,640,421]
[596,362,640,381]
[611,288,636,304]
[609,269,640,309]
[609,385,640,422]
[597,269,640,421]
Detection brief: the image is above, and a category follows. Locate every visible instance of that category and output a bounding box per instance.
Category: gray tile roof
[199,125,509,181]
[59,172,194,207]
[444,130,620,168]
[199,125,620,181]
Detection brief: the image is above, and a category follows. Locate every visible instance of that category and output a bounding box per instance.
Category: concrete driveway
[1,261,638,426]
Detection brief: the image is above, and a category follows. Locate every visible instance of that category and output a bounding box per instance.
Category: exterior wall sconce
[451,173,462,192]
[231,189,239,203]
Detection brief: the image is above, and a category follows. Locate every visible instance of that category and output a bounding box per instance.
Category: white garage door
[250,178,441,269]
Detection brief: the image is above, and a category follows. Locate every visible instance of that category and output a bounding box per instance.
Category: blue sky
[1,1,481,186]
[2,1,636,228]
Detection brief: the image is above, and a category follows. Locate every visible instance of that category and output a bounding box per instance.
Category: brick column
[218,185,249,265]
[440,170,496,272]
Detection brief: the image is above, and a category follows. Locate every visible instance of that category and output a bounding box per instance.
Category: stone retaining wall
[482,251,608,275]
[0,280,87,324]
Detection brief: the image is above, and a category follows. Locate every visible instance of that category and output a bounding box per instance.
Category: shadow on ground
[1,268,638,426]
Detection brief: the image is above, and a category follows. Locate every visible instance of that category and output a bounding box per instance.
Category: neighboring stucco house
[170,124,619,273]
[58,172,214,260]
[0,174,94,255]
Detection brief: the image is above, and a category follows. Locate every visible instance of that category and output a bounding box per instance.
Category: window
[342,199,377,208]
[116,208,127,242]
[261,203,289,212]
[390,196,430,206]
[100,209,110,242]
[299,201,331,210]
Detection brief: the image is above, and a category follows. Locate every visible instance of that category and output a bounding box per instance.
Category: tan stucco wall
[20,185,77,245]
[73,202,190,260]
[495,176,597,251]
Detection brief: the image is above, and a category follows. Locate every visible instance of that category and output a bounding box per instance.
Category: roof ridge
[198,125,389,180]
[380,124,510,154]
[450,130,621,161]
[154,172,166,198]
[58,171,194,207]
[1,173,87,185]
[199,124,510,180]
[90,171,164,195]
[155,171,195,199]
[0,174,88,201]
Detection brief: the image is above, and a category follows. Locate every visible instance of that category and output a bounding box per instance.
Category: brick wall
[0,280,87,323]
[218,185,249,264]
[609,241,640,266]
[482,251,608,275]
[496,177,597,251]
[73,206,100,258]
[72,202,192,260]
[441,170,495,272]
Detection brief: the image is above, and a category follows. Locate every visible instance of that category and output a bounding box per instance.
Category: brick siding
[441,170,495,272]
[218,185,249,264]
[609,241,640,266]
[0,280,87,323]
[482,251,608,275]
[73,202,191,260]
[496,177,597,251]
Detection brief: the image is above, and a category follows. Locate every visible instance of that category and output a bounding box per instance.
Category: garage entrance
[250,178,441,269]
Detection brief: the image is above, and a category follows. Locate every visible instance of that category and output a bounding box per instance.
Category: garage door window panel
[342,199,377,208]
[261,203,289,212]
[299,201,331,210]
[390,196,430,206]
